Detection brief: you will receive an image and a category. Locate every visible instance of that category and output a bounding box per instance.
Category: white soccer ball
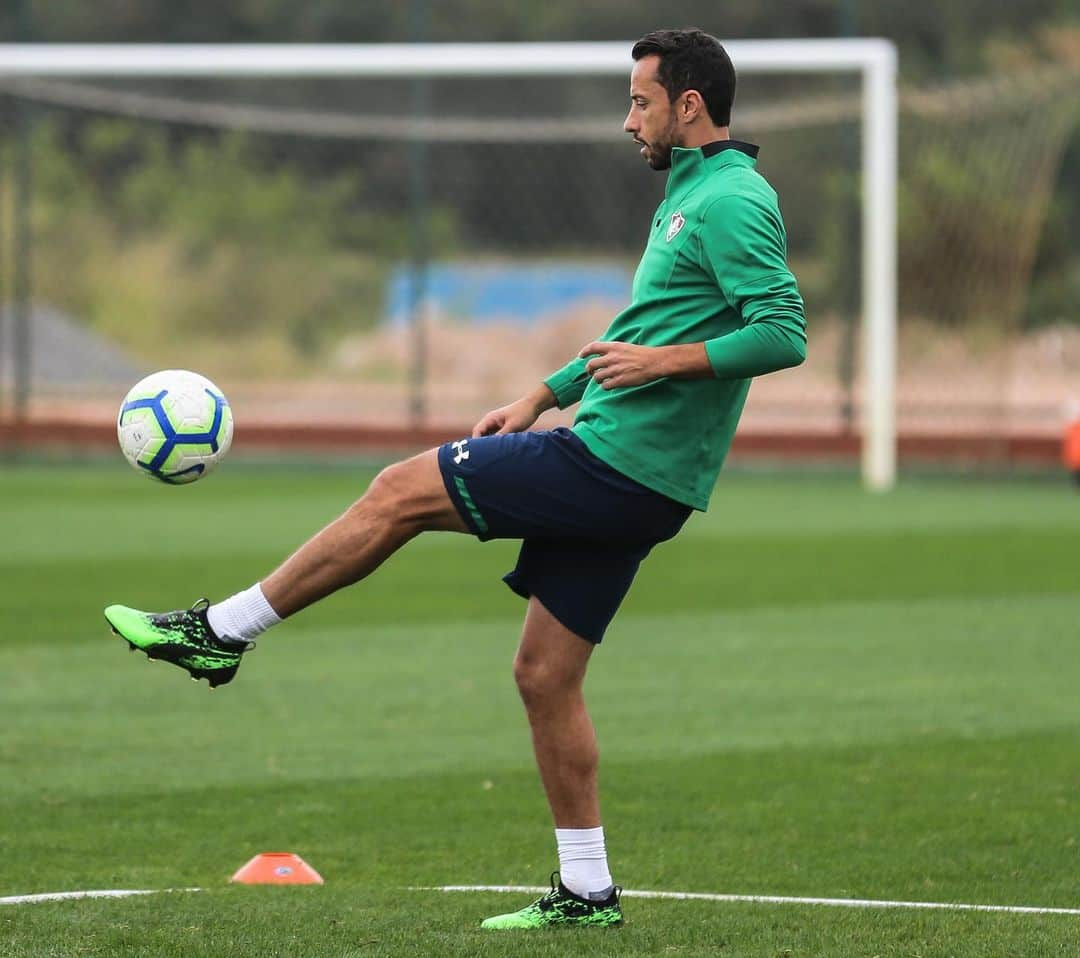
[117,369,234,484]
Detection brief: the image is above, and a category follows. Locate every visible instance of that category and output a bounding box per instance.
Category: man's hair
[631,29,736,127]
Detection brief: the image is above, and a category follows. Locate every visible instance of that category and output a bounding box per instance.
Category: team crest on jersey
[666,211,686,242]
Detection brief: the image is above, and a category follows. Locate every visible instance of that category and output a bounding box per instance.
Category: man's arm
[577,340,711,389]
[578,308,805,389]
[581,191,806,389]
[471,346,597,436]
[472,382,558,437]
[699,191,806,377]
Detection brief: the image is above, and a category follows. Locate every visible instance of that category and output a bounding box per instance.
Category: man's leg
[260,448,467,618]
[480,596,621,928]
[512,595,600,828]
[105,448,468,685]
[515,599,624,899]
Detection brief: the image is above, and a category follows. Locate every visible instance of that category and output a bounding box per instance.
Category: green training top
[543,140,806,510]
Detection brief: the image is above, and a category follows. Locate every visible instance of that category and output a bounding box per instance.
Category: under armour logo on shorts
[452,439,470,464]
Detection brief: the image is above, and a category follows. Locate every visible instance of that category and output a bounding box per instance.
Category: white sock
[555,826,613,900]
[207,583,282,642]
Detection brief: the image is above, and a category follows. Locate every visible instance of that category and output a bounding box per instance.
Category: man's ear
[679,89,705,124]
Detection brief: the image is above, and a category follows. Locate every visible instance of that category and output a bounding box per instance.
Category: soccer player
[105,28,806,929]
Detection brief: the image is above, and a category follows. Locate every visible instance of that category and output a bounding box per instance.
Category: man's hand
[579,340,711,389]
[472,384,557,437]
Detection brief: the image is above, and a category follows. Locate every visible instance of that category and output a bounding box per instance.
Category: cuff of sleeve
[703,337,733,378]
[543,360,587,409]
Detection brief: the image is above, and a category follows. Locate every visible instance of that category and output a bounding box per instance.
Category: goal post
[0,40,898,490]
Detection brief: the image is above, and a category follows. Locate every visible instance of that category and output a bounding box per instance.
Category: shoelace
[153,601,211,643]
[534,873,563,912]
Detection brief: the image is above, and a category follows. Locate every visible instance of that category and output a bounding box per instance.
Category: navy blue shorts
[437,427,691,643]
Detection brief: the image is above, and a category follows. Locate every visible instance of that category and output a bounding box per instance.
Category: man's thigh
[436,427,690,543]
[503,537,649,644]
[375,448,469,534]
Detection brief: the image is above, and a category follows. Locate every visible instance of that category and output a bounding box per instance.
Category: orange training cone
[230,852,324,885]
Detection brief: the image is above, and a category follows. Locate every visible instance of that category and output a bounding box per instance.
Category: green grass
[2,462,1079,956]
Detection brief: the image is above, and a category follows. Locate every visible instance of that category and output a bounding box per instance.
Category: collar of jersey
[665,140,759,201]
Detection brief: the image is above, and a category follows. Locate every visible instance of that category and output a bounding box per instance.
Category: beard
[646,140,673,170]
[638,117,679,171]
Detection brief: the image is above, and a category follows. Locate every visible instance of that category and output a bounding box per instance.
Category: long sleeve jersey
[543,140,806,510]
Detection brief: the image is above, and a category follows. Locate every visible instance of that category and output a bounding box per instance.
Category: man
[105,28,805,929]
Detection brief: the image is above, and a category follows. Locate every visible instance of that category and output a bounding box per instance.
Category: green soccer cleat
[480,874,623,929]
[104,598,253,688]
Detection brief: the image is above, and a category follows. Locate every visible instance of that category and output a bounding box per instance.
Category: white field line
[0,887,201,906]
[7,883,1077,918]
[420,885,1080,917]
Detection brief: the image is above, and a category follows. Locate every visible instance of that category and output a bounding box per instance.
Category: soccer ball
[117,369,233,484]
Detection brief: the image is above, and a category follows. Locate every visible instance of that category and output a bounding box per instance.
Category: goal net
[0,43,1075,483]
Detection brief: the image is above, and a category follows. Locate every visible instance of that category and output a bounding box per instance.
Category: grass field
[2,460,1079,957]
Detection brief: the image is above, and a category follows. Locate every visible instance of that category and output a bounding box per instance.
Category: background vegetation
[0,2,1076,381]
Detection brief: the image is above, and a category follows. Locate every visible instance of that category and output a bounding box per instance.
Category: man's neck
[677,126,730,150]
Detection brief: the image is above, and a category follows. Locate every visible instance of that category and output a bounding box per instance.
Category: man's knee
[352,451,463,534]
[513,650,578,708]
[364,460,410,509]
